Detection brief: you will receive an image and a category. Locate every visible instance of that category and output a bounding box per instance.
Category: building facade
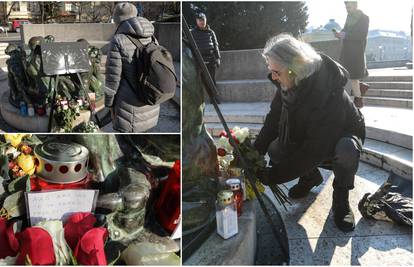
[366,30,413,61]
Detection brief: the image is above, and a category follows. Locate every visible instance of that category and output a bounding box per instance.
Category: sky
[306,0,413,33]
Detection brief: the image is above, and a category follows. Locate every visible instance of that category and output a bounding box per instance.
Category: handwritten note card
[26,190,98,226]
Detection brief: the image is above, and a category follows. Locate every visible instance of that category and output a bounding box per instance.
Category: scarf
[279,88,298,146]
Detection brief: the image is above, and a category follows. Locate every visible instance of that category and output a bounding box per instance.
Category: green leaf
[25,254,32,265]
[69,247,78,265]
[8,175,29,193]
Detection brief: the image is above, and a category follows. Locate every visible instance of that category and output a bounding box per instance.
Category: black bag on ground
[358,172,412,226]
[127,35,177,105]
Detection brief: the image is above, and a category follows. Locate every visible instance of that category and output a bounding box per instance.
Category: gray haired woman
[254,33,365,232]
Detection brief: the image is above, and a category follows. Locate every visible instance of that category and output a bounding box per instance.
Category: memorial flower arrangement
[0,134,181,265]
[3,134,37,179]
[53,95,97,133]
[216,127,290,205]
[0,212,109,265]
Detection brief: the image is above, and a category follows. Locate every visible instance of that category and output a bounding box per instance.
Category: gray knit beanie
[113,2,138,25]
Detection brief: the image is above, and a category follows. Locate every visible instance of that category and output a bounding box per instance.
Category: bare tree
[1,2,18,26]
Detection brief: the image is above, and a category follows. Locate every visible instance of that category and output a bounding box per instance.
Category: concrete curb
[184,201,257,265]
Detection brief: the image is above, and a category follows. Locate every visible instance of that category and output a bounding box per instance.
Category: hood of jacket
[116,17,154,38]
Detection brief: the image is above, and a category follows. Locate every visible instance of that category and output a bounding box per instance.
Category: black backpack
[126,35,177,105]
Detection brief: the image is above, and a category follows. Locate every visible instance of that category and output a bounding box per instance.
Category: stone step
[360,138,412,180]
[366,81,412,90]
[207,119,412,150]
[365,89,412,99]
[365,125,412,149]
[205,103,413,141]
[363,96,412,108]
[363,75,412,82]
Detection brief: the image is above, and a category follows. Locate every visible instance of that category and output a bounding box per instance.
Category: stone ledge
[361,139,412,180]
[366,126,412,149]
[184,201,257,265]
[0,91,104,132]
[365,81,413,90]
[204,103,413,149]
[364,97,412,109]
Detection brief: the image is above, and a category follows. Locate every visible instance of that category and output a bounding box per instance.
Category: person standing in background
[335,1,369,108]
[191,12,221,85]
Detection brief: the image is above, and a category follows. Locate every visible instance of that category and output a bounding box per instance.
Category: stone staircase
[362,75,413,108]
[205,70,413,181]
[214,73,412,108]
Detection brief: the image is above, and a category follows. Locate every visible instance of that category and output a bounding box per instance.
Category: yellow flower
[4,134,31,148]
[245,179,266,200]
[17,154,36,175]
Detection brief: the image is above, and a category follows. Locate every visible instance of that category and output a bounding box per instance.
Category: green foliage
[53,104,80,133]
[183,1,309,50]
[230,137,266,174]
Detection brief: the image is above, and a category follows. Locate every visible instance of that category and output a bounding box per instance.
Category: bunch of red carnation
[0,212,108,265]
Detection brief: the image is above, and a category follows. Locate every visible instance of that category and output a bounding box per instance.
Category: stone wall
[216,39,342,81]
[21,22,180,60]
[154,22,180,61]
[21,23,116,44]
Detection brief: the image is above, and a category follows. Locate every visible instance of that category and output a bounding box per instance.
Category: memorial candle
[215,190,238,239]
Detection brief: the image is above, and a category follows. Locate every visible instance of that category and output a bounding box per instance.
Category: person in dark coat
[105,2,160,132]
[336,1,369,108]
[191,12,221,84]
[255,34,365,232]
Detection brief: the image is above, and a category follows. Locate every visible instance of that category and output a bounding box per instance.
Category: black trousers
[206,62,217,84]
[268,136,362,190]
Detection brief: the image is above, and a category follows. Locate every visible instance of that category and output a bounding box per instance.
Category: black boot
[332,188,355,232]
[288,169,323,198]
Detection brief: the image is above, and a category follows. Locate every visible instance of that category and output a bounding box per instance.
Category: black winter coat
[190,26,220,63]
[254,54,365,183]
[339,10,369,79]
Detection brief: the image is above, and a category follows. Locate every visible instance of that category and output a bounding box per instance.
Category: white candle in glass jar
[216,190,238,239]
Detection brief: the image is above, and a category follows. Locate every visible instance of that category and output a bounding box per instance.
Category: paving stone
[265,162,412,266]
[289,235,413,266]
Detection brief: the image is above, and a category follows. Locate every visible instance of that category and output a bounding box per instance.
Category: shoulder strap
[126,35,157,48]
[126,35,144,49]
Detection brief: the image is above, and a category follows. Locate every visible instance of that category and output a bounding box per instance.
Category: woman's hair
[263,33,322,85]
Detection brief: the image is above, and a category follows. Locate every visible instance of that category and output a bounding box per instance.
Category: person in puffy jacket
[255,34,365,232]
[191,12,220,84]
[105,2,160,132]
